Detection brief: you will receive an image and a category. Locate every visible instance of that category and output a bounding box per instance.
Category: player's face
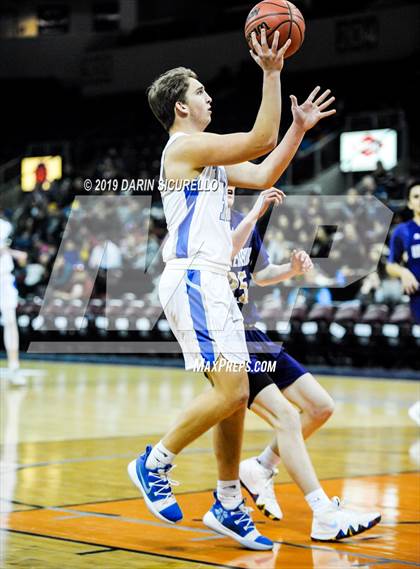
[227,186,235,208]
[408,185,420,216]
[184,78,212,129]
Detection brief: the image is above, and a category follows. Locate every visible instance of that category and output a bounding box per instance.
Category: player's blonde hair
[147,67,198,132]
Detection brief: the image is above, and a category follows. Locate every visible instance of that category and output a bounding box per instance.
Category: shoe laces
[149,464,180,502]
[232,502,255,533]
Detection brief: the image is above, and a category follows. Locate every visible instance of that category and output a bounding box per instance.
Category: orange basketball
[245,0,305,58]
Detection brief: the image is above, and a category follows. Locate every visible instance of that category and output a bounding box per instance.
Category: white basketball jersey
[160,132,232,274]
[0,218,14,276]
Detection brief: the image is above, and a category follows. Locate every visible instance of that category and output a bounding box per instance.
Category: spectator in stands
[359,174,387,202]
[89,234,122,270]
[373,160,397,198]
[54,264,93,300]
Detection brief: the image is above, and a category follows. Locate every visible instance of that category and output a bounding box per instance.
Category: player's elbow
[252,272,270,286]
[250,131,277,156]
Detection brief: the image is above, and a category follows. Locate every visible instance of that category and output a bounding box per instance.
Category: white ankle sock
[305,488,331,513]
[217,480,242,510]
[257,446,280,471]
[145,441,175,470]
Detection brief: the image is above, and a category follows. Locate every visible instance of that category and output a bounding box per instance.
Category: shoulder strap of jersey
[160,132,187,181]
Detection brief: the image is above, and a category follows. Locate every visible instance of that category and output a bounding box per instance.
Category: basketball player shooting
[128,30,292,551]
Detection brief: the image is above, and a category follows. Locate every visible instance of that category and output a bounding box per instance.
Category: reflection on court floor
[1,361,419,568]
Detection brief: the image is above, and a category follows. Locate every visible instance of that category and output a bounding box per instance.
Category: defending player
[386,181,420,323]
[128,30,291,551]
[386,181,420,426]
[0,216,27,386]
[228,186,382,540]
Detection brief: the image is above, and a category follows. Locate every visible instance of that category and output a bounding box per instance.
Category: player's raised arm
[169,31,291,168]
[226,86,336,189]
[231,188,285,259]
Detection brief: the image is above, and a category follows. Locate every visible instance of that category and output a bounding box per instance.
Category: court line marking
[57,469,420,508]
[4,476,420,566]
[2,527,419,568]
[77,547,117,556]
[0,529,237,569]
[40,506,215,534]
[2,470,414,513]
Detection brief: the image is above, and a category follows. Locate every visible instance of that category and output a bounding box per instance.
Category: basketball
[245,0,305,58]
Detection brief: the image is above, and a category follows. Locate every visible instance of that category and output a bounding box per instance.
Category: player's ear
[175,101,188,117]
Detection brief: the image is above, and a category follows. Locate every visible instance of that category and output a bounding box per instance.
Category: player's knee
[272,405,301,433]
[223,378,249,409]
[231,384,249,409]
[308,397,335,424]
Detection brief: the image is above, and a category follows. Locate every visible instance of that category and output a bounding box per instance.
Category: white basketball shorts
[159,267,249,371]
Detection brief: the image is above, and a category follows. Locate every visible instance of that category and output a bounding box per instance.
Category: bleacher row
[12,296,419,368]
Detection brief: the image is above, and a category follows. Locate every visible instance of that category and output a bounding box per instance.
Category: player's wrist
[291,120,306,134]
[262,68,281,77]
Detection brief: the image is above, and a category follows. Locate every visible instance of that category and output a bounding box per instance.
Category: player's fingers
[276,40,291,61]
[290,94,298,108]
[268,195,282,206]
[277,38,291,57]
[249,49,261,65]
[319,109,336,117]
[265,188,283,200]
[272,188,285,199]
[313,88,331,106]
[270,30,280,52]
[307,85,321,102]
[260,26,268,50]
[251,32,264,57]
[318,96,335,111]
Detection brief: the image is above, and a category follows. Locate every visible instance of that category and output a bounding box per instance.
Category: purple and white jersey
[389,219,420,288]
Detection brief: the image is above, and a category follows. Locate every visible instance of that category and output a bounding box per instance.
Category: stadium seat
[306,303,335,322]
[361,304,389,324]
[333,303,362,323]
[389,303,413,324]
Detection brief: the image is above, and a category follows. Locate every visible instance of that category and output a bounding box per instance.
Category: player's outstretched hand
[249,29,291,73]
[290,86,336,132]
[290,249,313,275]
[401,268,419,295]
[253,187,285,220]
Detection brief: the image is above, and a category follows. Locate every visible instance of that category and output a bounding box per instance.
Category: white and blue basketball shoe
[128,445,183,524]
[311,497,381,541]
[203,492,274,550]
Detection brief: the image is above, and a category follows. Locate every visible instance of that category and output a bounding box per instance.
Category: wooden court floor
[0,361,419,568]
